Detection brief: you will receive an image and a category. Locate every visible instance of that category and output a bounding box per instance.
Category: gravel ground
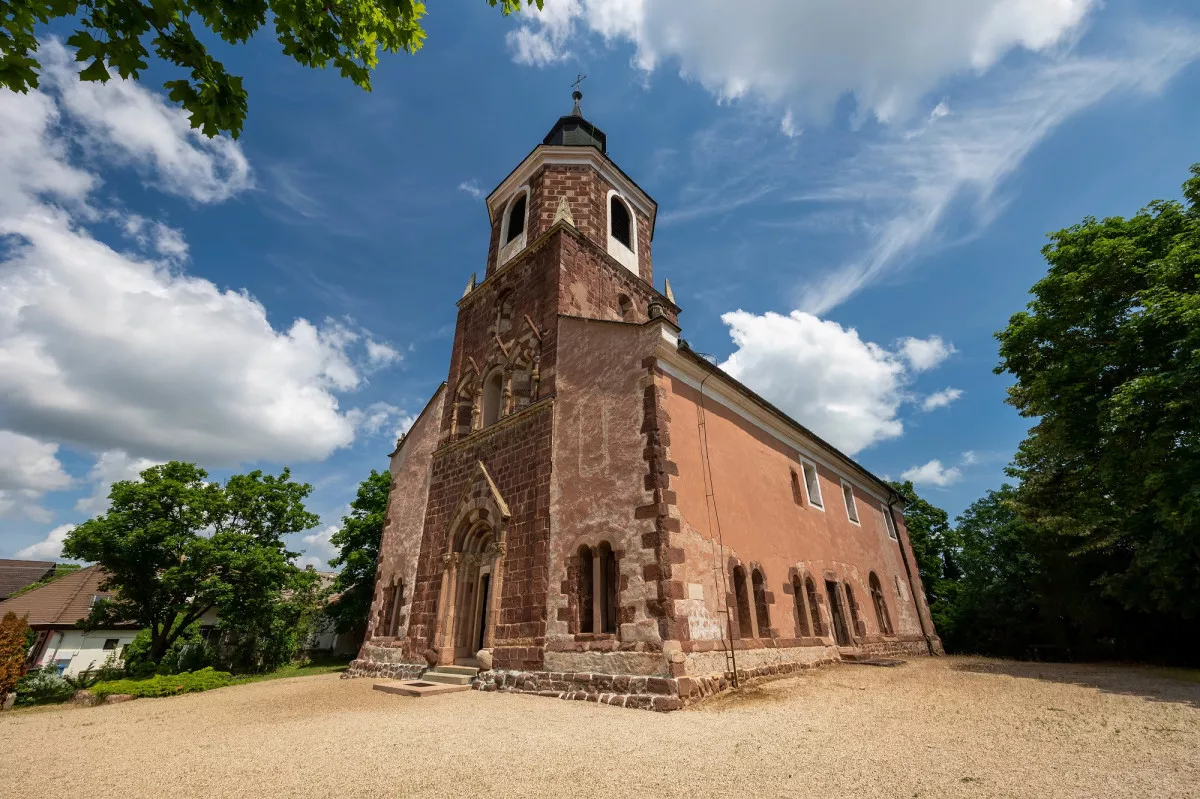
[2,656,1197,798]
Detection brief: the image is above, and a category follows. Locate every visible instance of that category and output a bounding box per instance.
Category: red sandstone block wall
[363,384,445,647]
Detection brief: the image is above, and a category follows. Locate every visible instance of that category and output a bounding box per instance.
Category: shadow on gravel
[951,659,1200,709]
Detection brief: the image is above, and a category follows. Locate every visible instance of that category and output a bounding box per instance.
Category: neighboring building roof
[0,559,56,600]
[0,565,122,628]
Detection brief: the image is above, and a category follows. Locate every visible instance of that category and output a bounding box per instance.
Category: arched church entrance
[452,523,499,662]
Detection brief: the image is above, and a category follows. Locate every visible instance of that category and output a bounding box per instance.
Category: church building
[348,93,942,710]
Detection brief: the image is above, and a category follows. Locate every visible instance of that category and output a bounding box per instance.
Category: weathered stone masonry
[347,98,941,709]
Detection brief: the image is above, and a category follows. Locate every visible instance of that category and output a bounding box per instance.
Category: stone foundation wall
[860,637,939,658]
[683,642,839,676]
[345,643,426,680]
[474,649,842,712]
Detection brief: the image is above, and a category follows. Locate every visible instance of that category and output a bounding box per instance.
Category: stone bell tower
[351,90,682,682]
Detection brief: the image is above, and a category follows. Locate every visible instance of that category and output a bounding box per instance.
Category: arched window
[598,541,618,634]
[610,194,631,249]
[605,190,638,274]
[505,193,527,244]
[752,568,771,638]
[577,545,594,634]
[577,542,619,636]
[481,369,504,427]
[845,583,862,638]
[792,576,810,637]
[870,572,893,635]
[378,579,405,637]
[495,290,514,334]
[498,188,530,266]
[805,577,824,636]
[790,469,803,505]
[732,565,752,639]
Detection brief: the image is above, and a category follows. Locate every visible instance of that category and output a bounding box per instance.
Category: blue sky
[2,0,1199,565]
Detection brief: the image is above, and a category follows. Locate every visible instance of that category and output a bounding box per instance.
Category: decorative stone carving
[553,196,575,227]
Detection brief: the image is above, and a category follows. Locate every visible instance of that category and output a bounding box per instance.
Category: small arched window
[845,583,862,638]
[577,545,594,634]
[577,542,619,636]
[495,290,514,334]
[805,577,824,637]
[792,576,810,637]
[610,194,631,249]
[752,568,771,638]
[870,572,893,635]
[605,190,638,274]
[481,369,504,427]
[732,565,752,640]
[505,193,527,244]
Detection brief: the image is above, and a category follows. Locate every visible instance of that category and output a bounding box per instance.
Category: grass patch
[92,667,235,699]
[237,658,350,684]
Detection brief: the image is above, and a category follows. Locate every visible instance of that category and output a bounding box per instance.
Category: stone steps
[419,665,479,685]
[373,680,470,698]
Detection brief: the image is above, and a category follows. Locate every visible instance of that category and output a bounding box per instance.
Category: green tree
[996,164,1200,624]
[213,565,326,672]
[63,461,319,665]
[2,0,543,138]
[887,480,958,628]
[326,469,391,642]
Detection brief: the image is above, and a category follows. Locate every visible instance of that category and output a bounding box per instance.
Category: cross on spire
[570,73,587,116]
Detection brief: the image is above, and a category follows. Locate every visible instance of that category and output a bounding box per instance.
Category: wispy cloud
[921,387,964,411]
[799,24,1200,313]
[458,179,483,199]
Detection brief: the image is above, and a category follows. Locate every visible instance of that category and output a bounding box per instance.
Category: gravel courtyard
[2,656,1196,798]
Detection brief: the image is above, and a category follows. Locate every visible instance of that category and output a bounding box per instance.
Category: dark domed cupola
[542,90,606,153]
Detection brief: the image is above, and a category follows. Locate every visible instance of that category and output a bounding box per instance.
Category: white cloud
[780,111,800,138]
[15,523,76,560]
[365,339,402,368]
[719,310,952,454]
[457,180,483,199]
[297,524,340,570]
[75,450,162,516]
[899,336,956,372]
[507,0,1094,123]
[930,100,952,120]
[39,40,252,203]
[121,214,189,261]
[0,431,72,522]
[961,450,979,465]
[901,459,963,487]
[0,44,404,466]
[921,387,964,411]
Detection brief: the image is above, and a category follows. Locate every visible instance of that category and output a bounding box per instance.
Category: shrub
[91,667,234,699]
[0,612,31,706]
[15,666,74,706]
[122,623,211,677]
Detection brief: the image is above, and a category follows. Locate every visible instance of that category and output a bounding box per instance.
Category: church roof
[541,90,606,153]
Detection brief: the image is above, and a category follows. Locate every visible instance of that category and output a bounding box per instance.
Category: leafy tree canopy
[326,469,391,638]
[62,461,319,664]
[2,0,543,138]
[996,164,1200,621]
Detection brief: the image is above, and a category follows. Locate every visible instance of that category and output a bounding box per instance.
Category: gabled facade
[350,96,941,709]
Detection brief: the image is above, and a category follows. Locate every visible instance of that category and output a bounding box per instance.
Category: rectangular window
[842,482,859,524]
[102,639,119,650]
[884,509,898,540]
[802,462,823,508]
